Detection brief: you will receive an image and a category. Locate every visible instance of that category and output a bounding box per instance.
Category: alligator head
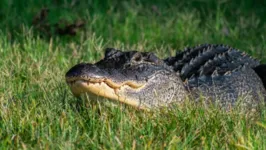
[66,48,188,109]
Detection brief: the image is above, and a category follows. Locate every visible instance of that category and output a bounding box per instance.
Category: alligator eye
[132,52,142,62]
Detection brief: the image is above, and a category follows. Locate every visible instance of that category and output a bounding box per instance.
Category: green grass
[0,0,266,149]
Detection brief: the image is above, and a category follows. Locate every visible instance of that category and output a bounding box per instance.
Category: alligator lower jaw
[67,79,148,110]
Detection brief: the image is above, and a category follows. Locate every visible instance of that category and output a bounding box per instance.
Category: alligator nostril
[66,63,98,78]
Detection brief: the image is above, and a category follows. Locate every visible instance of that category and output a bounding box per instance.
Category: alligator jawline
[67,79,147,109]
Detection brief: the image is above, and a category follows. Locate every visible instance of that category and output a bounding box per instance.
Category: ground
[0,0,266,149]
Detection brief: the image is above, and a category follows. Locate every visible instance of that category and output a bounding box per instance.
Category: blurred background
[1,0,265,57]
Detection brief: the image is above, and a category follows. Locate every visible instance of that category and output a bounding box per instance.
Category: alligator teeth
[224,71,231,75]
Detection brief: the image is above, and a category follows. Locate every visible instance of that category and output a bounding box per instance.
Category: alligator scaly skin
[164,44,265,109]
[66,44,266,110]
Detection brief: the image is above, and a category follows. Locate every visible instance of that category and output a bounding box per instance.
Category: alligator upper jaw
[66,78,148,109]
[66,77,144,89]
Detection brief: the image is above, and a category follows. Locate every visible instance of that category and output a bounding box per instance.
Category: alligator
[65,44,266,110]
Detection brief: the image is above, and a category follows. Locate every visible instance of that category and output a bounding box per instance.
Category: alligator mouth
[66,77,147,109]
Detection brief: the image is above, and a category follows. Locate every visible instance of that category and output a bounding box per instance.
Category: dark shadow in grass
[0,0,265,43]
[32,8,85,38]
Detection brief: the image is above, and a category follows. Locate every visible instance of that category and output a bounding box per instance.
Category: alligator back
[188,65,266,109]
[164,44,265,109]
[164,44,260,80]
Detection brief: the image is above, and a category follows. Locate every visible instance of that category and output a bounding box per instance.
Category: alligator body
[66,44,266,110]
